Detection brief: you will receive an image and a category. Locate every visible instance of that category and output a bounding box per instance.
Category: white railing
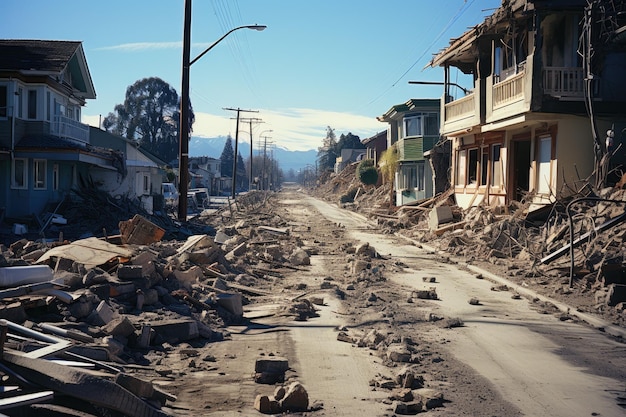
[444,93,475,121]
[493,71,525,108]
[543,67,584,97]
[51,115,90,143]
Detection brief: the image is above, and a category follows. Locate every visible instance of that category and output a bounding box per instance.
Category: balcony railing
[493,71,525,108]
[51,115,90,143]
[444,93,475,121]
[543,66,584,97]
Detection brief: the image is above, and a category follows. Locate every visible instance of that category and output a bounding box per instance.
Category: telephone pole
[223,107,258,198]
[237,117,263,189]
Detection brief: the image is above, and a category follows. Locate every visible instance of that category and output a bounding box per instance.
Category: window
[537,136,552,194]
[53,164,59,191]
[468,148,479,185]
[404,115,422,137]
[403,113,439,138]
[46,92,51,121]
[491,144,502,188]
[417,163,425,191]
[456,150,467,186]
[0,85,7,117]
[11,158,27,189]
[17,88,23,118]
[481,147,489,186]
[143,174,150,194]
[28,90,37,119]
[399,165,417,189]
[34,159,47,189]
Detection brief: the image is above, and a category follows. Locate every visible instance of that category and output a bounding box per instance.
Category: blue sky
[4,0,502,151]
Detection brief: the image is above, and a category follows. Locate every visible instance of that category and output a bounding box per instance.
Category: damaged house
[0,40,165,223]
[377,99,441,206]
[429,0,626,212]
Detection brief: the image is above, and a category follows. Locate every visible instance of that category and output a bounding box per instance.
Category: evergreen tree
[220,136,235,178]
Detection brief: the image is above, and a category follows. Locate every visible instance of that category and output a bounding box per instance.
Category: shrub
[357,159,378,186]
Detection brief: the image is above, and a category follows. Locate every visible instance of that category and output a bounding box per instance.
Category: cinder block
[428,206,454,230]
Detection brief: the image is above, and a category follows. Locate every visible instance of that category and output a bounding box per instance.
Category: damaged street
[0,185,624,416]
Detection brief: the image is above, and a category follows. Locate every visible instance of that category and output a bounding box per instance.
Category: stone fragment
[393,400,424,415]
[387,344,412,363]
[117,265,143,280]
[279,381,309,412]
[102,316,136,338]
[288,248,310,266]
[254,394,281,414]
[91,300,119,326]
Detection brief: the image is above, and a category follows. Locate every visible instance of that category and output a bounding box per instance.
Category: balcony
[493,72,525,108]
[441,88,481,136]
[543,67,584,98]
[50,115,90,144]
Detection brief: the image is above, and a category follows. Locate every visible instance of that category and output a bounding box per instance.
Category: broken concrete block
[217,293,243,316]
[415,388,445,409]
[273,386,286,401]
[279,382,309,412]
[214,231,230,245]
[102,316,136,338]
[137,325,152,348]
[255,357,289,374]
[355,243,376,258]
[387,344,412,363]
[174,266,204,290]
[254,357,289,384]
[359,329,385,348]
[117,265,143,280]
[150,319,199,343]
[91,300,119,326]
[428,206,454,231]
[254,394,281,414]
[393,400,424,415]
[115,373,154,398]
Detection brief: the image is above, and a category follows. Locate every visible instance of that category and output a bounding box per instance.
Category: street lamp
[178,0,266,220]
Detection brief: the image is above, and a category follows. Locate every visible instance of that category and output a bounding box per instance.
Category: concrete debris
[254,381,310,414]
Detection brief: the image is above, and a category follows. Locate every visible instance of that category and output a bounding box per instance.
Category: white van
[162,183,179,206]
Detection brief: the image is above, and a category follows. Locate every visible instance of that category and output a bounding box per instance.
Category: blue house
[0,40,123,222]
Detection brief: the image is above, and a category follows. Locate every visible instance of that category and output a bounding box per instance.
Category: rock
[415,388,444,409]
[289,248,310,266]
[254,394,281,414]
[359,329,385,348]
[387,344,412,363]
[393,399,424,415]
[279,381,309,412]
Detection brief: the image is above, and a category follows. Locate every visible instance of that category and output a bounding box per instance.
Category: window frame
[0,84,7,118]
[11,158,28,190]
[33,159,47,190]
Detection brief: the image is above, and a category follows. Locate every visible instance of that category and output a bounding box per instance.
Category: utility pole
[260,134,273,190]
[237,117,263,190]
[223,107,258,198]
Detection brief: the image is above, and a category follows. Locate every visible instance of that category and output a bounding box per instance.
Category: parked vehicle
[162,183,179,206]
[189,188,210,209]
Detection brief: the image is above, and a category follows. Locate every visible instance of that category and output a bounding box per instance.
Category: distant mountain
[189,136,318,174]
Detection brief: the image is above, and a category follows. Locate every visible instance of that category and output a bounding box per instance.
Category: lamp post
[178,0,266,220]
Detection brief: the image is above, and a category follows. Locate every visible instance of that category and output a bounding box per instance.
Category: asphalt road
[300,193,626,417]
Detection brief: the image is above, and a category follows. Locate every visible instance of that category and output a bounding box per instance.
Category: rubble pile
[0,191,321,415]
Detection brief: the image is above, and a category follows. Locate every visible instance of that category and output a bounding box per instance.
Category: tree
[337,132,364,150]
[317,126,338,171]
[102,77,194,163]
[220,136,235,178]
